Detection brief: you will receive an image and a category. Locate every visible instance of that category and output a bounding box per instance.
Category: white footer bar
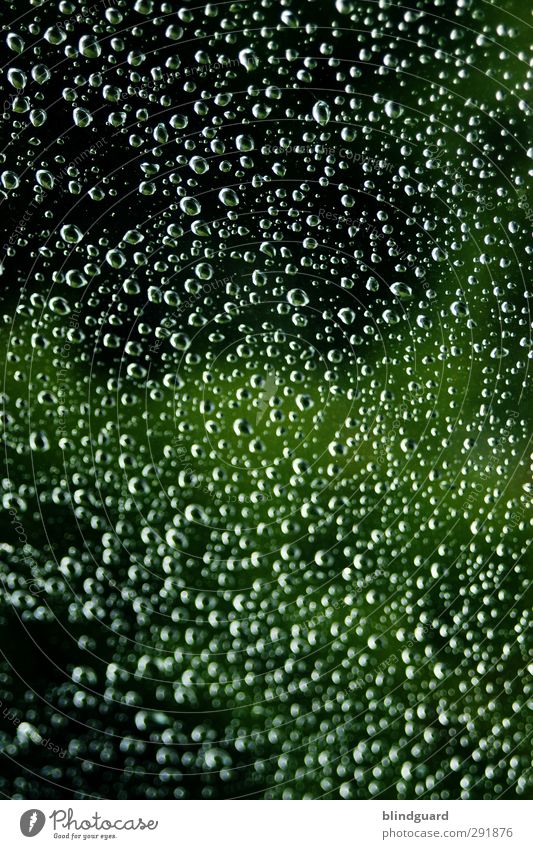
[2,799,530,848]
